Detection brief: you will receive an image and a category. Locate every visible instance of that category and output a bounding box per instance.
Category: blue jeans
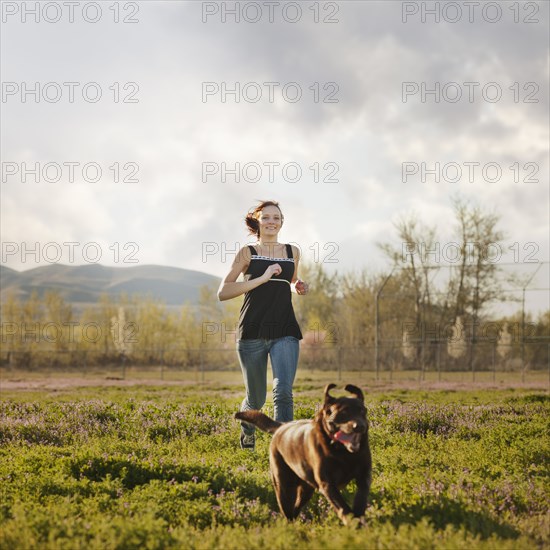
[237,336,300,435]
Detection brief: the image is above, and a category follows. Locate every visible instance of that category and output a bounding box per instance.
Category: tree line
[1,197,548,371]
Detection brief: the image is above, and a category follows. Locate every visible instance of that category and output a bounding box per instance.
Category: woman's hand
[262,263,282,281]
[294,279,309,295]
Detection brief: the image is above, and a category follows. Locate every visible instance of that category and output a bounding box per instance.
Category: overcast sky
[1,0,549,316]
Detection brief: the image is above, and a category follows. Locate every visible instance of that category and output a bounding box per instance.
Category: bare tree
[378,214,438,367]
[449,197,506,322]
[448,196,507,371]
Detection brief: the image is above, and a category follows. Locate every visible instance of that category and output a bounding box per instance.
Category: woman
[218,200,309,450]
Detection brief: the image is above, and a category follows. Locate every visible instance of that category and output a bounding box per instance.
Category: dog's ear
[324,383,337,404]
[344,384,364,402]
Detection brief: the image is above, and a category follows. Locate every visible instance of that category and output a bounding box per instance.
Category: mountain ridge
[0,263,221,306]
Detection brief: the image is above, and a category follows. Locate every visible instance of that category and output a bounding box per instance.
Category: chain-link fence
[1,341,548,386]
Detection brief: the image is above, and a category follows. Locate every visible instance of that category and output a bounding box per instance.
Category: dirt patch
[0,377,198,391]
[1,375,547,393]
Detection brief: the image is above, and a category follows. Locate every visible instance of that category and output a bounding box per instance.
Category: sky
[1,0,549,316]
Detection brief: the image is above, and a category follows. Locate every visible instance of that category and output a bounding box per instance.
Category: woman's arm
[217,247,282,301]
[290,245,309,295]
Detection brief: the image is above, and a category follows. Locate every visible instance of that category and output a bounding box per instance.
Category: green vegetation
[1,385,548,549]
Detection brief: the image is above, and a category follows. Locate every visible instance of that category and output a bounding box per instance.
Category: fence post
[200,348,205,383]
[436,341,441,382]
[418,344,426,384]
[471,341,475,383]
[521,339,526,384]
[375,267,395,382]
[121,352,126,380]
[492,343,496,384]
[160,350,164,381]
[338,347,342,381]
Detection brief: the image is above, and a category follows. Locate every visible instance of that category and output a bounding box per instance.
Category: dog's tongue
[333,430,361,453]
[334,431,354,444]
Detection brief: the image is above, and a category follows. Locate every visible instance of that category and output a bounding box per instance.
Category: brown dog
[235,383,372,526]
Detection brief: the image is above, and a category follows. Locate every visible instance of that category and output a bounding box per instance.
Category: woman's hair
[244,200,284,237]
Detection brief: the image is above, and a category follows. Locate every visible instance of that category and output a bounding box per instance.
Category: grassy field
[0,380,548,549]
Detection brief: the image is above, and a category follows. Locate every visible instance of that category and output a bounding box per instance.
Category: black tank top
[238,244,303,340]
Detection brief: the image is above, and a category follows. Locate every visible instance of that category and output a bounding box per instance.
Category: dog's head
[318,383,368,453]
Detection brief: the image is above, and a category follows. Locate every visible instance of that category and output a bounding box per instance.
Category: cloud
[1,0,548,314]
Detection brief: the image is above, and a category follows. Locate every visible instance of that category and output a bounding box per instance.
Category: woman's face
[257,205,283,238]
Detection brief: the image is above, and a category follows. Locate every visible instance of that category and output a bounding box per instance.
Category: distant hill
[0,264,221,307]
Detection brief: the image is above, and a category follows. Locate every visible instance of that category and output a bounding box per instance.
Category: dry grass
[1,367,548,392]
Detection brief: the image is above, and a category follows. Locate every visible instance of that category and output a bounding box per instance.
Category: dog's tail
[235,410,282,434]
